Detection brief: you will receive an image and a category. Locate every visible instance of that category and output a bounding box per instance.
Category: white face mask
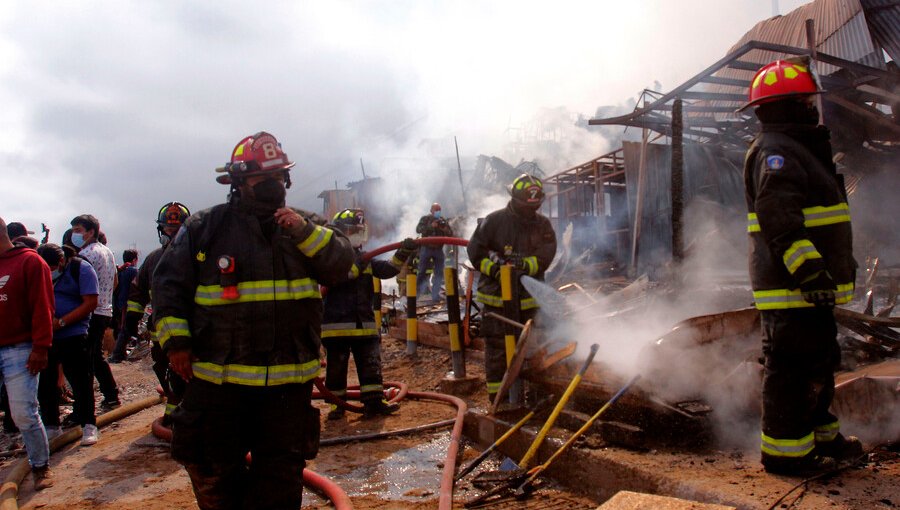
[71,232,86,248]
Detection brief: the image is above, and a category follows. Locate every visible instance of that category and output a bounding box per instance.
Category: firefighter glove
[800,270,836,308]
[507,254,529,272]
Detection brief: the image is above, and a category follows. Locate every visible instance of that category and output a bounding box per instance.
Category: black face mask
[251,178,286,206]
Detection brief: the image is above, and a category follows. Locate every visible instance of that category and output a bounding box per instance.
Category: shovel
[515,374,641,498]
[518,343,599,469]
[455,400,542,482]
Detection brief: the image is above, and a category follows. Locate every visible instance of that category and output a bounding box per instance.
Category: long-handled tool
[518,343,599,469]
[514,374,641,498]
[455,396,551,482]
[486,316,535,415]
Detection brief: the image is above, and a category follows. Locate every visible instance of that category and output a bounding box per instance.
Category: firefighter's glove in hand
[488,263,503,281]
[400,237,418,251]
[274,208,308,238]
[508,254,529,272]
[800,270,836,308]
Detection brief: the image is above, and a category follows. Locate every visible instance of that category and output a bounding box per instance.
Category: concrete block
[438,375,481,397]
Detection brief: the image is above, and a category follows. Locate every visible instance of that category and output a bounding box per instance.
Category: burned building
[543,0,900,278]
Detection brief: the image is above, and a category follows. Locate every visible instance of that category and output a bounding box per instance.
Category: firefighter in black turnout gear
[152,132,355,509]
[113,201,190,422]
[741,59,862,476]
[322,209,417,419]
[467,174,556,403]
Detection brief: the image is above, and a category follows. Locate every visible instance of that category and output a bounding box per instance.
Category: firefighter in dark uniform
[152,132,355,509]
[741,58,862,476]
[415,202,454,302]
[112,201,190,423]
[467,174,556,403]
[322,208,417,419]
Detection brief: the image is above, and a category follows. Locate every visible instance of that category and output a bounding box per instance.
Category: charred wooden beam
[671,98,684,263]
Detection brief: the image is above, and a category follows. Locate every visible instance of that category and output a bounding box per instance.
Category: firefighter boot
[762,453,837,477]
[815,433,864,463]
[327,404,345,421]
[363,400,399,418]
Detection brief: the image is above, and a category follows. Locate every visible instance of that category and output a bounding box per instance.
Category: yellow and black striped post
[373,278,383,336]
[406,273,418,355]
[500,264,522,404]
[445,266,465,378]
[500,265,516,366]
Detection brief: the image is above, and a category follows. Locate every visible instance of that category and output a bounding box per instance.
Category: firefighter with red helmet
[151,132,355,508]
[741,58,861,476]
[109,202,190,423]
[467,173,556,403]
[322,209,417,419]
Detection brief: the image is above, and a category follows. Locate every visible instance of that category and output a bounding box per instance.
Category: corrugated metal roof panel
[692,0,887,122]
[861,0,900,62]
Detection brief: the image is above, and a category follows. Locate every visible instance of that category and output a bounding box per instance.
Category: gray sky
[0,0,809,260]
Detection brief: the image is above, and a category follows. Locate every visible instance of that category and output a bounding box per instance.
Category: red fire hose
[313,379,408,413]
[360,236,468,262]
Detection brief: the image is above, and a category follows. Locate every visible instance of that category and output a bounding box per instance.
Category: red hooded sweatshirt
[0,246,54,349]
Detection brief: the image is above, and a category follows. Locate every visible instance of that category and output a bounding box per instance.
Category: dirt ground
[0,336,896,509]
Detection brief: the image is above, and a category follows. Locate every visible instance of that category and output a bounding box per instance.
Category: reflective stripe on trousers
[761,431,815,458]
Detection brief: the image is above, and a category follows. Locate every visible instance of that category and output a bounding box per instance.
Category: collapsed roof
[588,0,900,150]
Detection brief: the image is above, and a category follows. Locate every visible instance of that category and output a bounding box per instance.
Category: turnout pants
[481,306,536,402]
[171,379,319,510]
[323,335,385,404]
[760,308,842,463]
[150,341,185,418]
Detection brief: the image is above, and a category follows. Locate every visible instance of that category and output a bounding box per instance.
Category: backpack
[67,256,83,286]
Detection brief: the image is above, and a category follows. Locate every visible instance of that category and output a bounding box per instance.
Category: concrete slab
[462,409,900,510]
[597,490,736,509]
[438,375,481,396]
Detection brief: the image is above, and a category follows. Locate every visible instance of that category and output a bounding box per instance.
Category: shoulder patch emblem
[765,155,785,170]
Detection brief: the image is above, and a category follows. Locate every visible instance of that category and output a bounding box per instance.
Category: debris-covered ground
[1,333,897,510]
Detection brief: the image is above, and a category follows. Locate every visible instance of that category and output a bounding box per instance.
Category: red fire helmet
[738,57,822,112]
[216,131,295,185]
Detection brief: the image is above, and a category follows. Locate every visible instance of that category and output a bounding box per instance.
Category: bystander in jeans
[0,217,54,490]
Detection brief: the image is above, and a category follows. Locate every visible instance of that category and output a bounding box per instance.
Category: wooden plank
[490,320,535,414]
[530,341,577,372]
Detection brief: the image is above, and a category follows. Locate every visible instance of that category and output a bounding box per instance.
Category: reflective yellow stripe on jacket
[348,264,373,280]
[523,256,539,276]
[753,283,854,310]
[297,225,334,257]
[321,322,378,338]
[475,291,538,310]
[126,300,144,314]
[747,202,850,233]
[156,316,191,348]
[192,359,321,386]
[782,239,822,275]
[761,431,815,458]
[194,278,321,306]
